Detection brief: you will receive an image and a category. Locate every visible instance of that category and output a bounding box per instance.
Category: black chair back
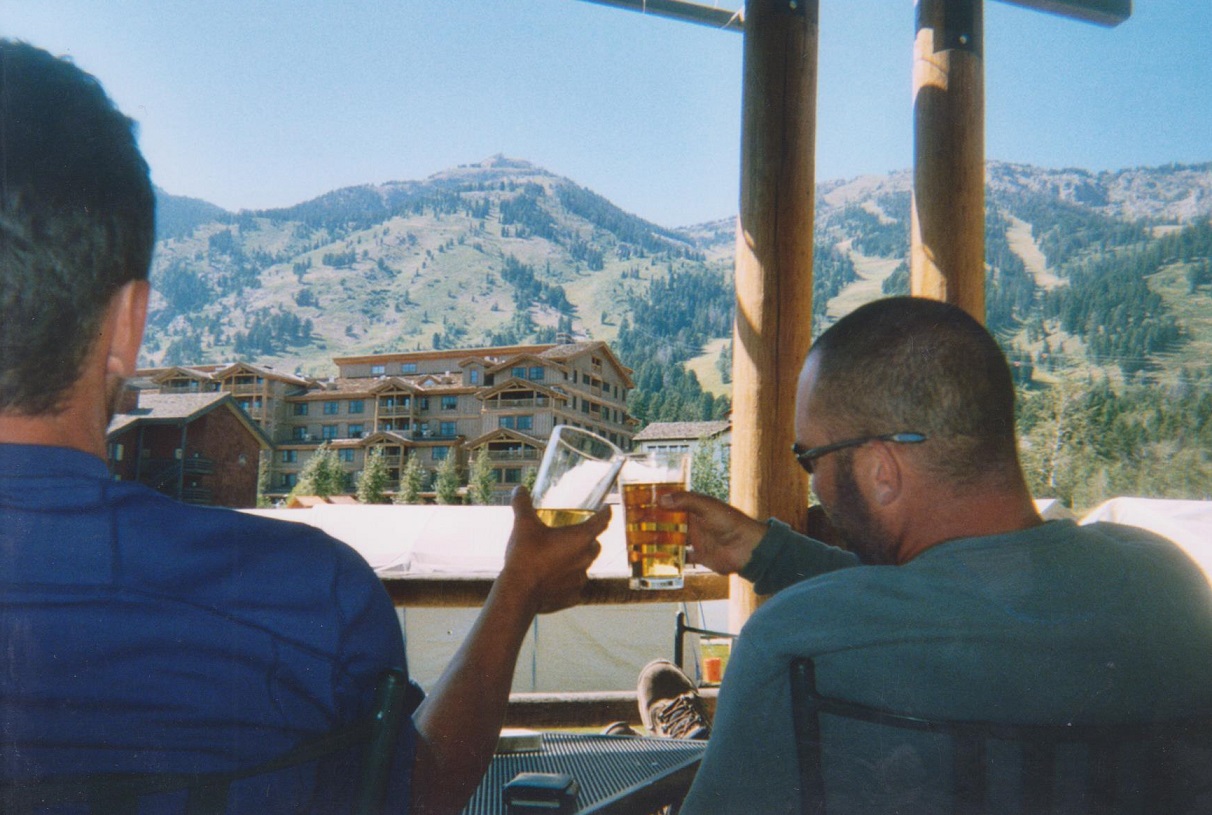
[2,669,412,815]
[790,657,1212,815]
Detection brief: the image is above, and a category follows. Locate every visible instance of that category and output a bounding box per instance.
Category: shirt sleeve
[739,518,860,595]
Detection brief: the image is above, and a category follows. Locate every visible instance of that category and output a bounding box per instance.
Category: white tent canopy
[243,504,714,692]
[1081,497,1212,585]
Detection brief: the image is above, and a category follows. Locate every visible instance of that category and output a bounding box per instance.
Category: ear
[104,280,149,380]
[864,440,904,506]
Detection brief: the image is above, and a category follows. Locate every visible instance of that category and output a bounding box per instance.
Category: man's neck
[896,481,1045,564]
[0,399,109,459]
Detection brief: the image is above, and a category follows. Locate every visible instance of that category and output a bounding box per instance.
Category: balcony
[182,455,214,475]
[180,486,214,505]
[486,396,550,410]
[485,448,539,461]
[377,404,414,417]
[227,383,261,395]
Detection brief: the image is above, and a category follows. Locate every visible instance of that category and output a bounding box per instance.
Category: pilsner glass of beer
[531,426,625,527]
[621,452,689,590]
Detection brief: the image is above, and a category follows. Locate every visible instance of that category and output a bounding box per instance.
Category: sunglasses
[791,432,927,475]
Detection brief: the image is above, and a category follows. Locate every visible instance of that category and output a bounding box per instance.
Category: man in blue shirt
[0,40,608,815]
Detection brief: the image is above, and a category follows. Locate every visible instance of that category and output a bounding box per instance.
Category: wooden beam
[994,0,1130,27]
[577,0,744,31]
[381,571,729,608]
[911,0,986,323]
[731,0,819,630]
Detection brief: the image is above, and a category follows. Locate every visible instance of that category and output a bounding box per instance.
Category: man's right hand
[659,491,767,576]
[497,486,607,616]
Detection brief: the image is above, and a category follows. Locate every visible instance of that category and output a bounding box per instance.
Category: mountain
[144,157,1212,395]
[144,155,713,376]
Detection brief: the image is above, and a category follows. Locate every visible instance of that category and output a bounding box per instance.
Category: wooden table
[381,571,729,608]
[461,732,706,815]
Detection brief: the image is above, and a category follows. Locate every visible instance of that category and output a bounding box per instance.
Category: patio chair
[2,669,413,815]
[790,657,1212,815]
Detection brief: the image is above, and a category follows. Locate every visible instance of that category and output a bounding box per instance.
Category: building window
[322,425,338,440]
[432,447,449,461]
[370,364,386,375]
[503,468,521,484]
[499,416,514,429]
[418,397,429,411]
[281,450,298,463]
[293,402,309,416]
[529,366,544,381]
[440,421,457,436]
[339,449,355,462]
[441,395,458,411]
[280,473,297,488]
[470,369,480,384]
[349,400,364,414]
[323,401,340,415]
[402,362,418,374]
[349,424,364,439]
[511,366,526,379]
[516,415,534,431]
[292,426,309,441]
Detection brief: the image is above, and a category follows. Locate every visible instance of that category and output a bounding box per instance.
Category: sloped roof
[475,378,569,402]
[106,392,271,447]
[465,427,545,448]
[213,361,311,387]
[539,341,635,388]
[632,420,730,443]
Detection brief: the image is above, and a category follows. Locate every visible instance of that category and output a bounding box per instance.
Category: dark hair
[809,297,1020,485]
[0,40,155,414]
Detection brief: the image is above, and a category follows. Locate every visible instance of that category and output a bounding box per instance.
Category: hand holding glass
[531,426,625,527]
[621,452,690,589]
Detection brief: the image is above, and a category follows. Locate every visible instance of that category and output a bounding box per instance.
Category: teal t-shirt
[681,520,1212,814]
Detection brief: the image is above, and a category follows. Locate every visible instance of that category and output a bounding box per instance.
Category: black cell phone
[503,772,580,814]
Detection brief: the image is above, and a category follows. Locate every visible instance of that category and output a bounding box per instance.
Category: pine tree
[468,452,496,505]
[290,443,345,499]
[394,454,425,504]
[434,453,461,505]
[690,436,730,501]
[356,447,391,504]
[255,450,271,508]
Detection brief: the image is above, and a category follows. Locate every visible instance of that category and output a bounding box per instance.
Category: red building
[107,391,271,508]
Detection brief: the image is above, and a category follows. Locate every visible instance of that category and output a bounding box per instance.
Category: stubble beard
[826,455,897,565]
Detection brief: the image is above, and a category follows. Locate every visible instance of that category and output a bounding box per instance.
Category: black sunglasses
[791,432,927,475]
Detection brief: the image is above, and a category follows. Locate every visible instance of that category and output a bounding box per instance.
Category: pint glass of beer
[531,426,625,527]
[621,452,689,589]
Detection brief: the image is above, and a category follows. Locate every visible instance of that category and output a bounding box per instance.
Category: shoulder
[109,487,382,603]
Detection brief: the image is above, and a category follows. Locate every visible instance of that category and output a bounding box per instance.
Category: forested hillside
[147,157,1212,510]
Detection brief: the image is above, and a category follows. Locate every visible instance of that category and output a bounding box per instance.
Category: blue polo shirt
[0,443,419,813]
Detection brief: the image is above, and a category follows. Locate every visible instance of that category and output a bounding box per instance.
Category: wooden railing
[380,571,728,608]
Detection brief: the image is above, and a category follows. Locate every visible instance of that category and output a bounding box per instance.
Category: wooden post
[730,0,819,631]
[911,0,986,322]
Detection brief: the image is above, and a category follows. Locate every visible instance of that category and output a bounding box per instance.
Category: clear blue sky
[2,0,1208,228]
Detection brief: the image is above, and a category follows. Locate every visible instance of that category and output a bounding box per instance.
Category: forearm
[740,519,860,595]
[409,581,537,815]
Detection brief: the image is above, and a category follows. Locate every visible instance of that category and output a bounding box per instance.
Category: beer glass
[621,451,690,589]
[531,425,625,527]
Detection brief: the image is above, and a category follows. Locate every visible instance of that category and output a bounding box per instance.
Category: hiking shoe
[602,721,640,736]
[637,660,711,740]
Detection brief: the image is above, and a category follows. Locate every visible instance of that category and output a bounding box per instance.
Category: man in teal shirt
[655,297,1212,813]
